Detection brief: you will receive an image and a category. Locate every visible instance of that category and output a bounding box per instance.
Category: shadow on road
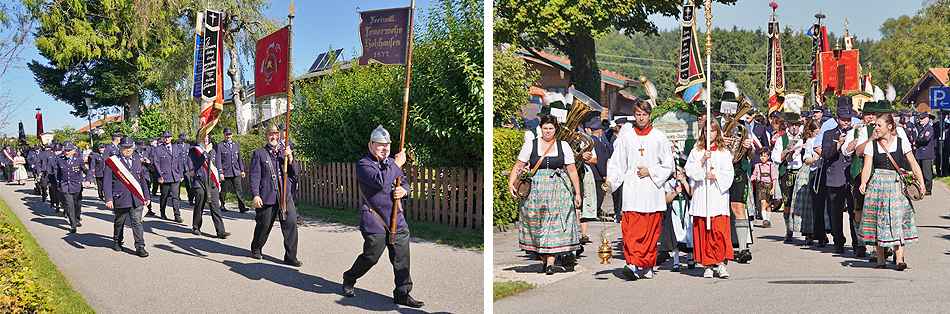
[61,231,114,250]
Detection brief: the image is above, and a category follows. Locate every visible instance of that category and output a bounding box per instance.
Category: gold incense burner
[598,237,612,264]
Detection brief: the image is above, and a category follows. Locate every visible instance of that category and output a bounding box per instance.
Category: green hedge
[493,127,525,226]
[0,212,53,312]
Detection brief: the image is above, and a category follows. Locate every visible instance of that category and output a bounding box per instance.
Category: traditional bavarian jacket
[356,153,411,234]
[104,155,150,208]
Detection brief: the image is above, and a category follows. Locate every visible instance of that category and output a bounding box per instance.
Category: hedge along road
[1,183,482,313]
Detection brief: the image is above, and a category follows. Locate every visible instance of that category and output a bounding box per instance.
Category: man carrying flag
[104,137,150,258]
[189,133,229,239]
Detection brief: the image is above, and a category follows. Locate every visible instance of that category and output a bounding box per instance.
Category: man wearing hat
[249,124,301,266]
[27,144,41,194]
[54,142,91,233]
[135,140,154,212]
[913,112,936,195]
[217,127,247,213]
[103,132,123,158]
[178,133,196,205]
[818,104,856,254]
[152,130,185,222]
[1,142,13,182]
[104,137,150,257]
[580,116,608,240]
[771,111,804,242]
[35,144,52,201]
[342,125,422,308]
[89,143,106,201]
[190,133,230,238]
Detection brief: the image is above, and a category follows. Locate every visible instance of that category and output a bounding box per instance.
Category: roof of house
[900,68,949,104]
[517,49,633,86]
[75,113,124,133]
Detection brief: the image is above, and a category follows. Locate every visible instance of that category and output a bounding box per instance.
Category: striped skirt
[519,169,581,255]
[579,164,597,220]
[789,167,829,234]
[859,169,918,247]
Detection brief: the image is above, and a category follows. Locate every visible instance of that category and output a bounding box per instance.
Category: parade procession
[0,0,484,312]
[493,0,950,312]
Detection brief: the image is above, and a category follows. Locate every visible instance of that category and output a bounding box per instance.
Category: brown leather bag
[879,141,923,201]
[517,140,557,198]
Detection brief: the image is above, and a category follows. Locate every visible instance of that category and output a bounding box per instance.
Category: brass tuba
[555,88,603,175]
[721,92,755,163]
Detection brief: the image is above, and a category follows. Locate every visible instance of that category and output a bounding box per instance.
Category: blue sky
[0,0,925,134]
[3,0,433,135]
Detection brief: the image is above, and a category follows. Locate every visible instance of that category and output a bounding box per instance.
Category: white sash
[105,155,145,202]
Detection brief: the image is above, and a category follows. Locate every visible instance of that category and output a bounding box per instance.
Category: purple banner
[192,12,204,99]
[358,7,410,65]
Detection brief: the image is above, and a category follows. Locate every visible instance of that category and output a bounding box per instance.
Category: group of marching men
[573,86,931,279]
[10,123,424,307]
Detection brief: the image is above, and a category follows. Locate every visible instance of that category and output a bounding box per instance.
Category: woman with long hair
[507,114,583,275]
[858,113,924,270]
[686,120,735,278]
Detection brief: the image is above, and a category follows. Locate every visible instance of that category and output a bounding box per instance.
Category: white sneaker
[622,264,640,280]
[642,268,654,279]
[718,264,730,278]
[703,266,714,278]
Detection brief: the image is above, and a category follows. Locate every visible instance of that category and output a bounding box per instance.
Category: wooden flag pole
[391,0,416,242]
[281,2,296,221]
[704,0,712,230]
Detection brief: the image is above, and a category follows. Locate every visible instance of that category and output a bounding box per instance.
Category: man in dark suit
[819,106,858,254]
[103,133,123,158]
[583,117,608,225]
[46,144,63,211]
[149,137,160,195]
[35,144,51,202]
[177,133,196,205]
[152,130,185,222]
[1,143,14,182]
[55,142,91,233]
[27,144,40,194]
[190,133,230,238]
[135,140,154,212]
[217,127,247,213]
[342,125,421,308]
[89,143,106,201]
[914,112,936,195]
[104,137,150,257]
[249,124,300,266]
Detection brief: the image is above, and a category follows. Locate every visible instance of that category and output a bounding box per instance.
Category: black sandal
[875,263,886,269]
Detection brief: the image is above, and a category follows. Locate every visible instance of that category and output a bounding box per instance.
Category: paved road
[494,181,950,313]
[2,183,482,313]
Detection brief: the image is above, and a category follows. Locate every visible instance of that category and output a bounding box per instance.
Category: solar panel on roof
[308,48,345,73]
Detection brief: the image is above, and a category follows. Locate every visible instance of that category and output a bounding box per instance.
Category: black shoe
[174,217,183,223]
[687,261,695,269]
[856,249,867,258]
[69,228,76,233]
[342,282,356,298]
[161,214,168,220]
[656,252,670,265]
[783,233,793,243]
[54,208,60,213]
[804,236,814,245]
[239,208,249,214]
[77,216,81,221]
[394,295,424,308]
[252,253,263,260]
[869,255,878,263]
[545,265,555,275]
[875,263,887,269]
[671,264,680,272]
[216,232,231,239]
[145,211,156,216]
[562,253,576,266]
[896,262,907,271]
[76,222,82,227]
[221,207,229,212]
[113,243,122,251]
[136,248,149,258]
[580,235,590,244]
[284,259,303,267]
[817,239,827,248]
[192,229,201,235]
[737,250,752,263]
[833,245,844,254]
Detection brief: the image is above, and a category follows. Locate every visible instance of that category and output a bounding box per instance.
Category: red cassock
[693,215,733,266]
[621,211,663,268]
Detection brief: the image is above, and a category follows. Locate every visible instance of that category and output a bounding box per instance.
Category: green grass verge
[935,176,950,187]
[493,281,535,301]
[0,198,95,313]
[298,203,483,251]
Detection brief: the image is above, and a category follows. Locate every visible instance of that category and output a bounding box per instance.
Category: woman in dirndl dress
[507,114,583,275]
[790,120,829,242]
[858,114,923,271]
[12,150,27,184]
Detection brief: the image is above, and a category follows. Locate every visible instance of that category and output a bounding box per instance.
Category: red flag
[255,26,290,100]
[819,50,860,95]
[35,113,43,139]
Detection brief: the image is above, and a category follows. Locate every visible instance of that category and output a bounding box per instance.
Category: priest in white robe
[687,120,735,278]
[606,100,674,280]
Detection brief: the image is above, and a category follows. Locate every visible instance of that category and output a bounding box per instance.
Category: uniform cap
[370,125,391,143]
[119,137,135,147]
[136,139,146,147]
[615,117,628,124]
[278,123,287,131]
[584,116,601,130]
[97,143,106,149]
[63,142,76,151]
[148,137,158,142]
[112,132,123,139]
[162,130,173,137]
[223,127,234,134]
[53,144,62,151]
[178,133,188,140]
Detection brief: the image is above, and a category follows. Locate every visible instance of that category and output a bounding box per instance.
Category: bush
[0,213,53,312]
[493,127,524,226]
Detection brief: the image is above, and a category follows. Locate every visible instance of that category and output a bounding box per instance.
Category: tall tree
[24,0,189,119]
[0,0,32,133]
[495,0,736,103]
[872,0,950,97]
